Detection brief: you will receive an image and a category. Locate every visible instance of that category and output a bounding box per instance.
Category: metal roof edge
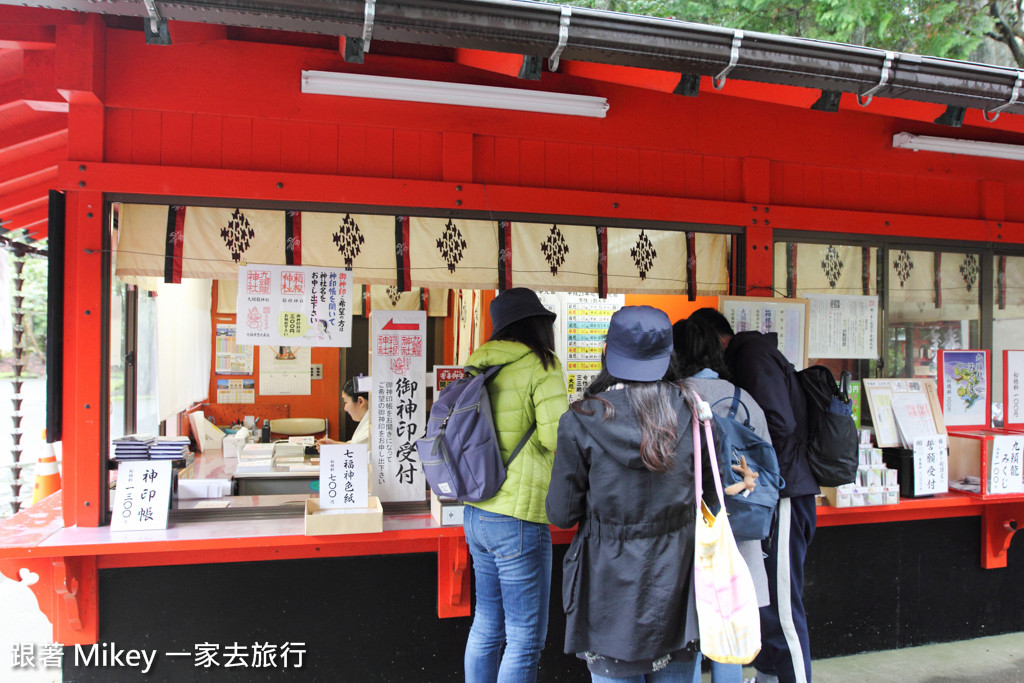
[2,0,1022,118]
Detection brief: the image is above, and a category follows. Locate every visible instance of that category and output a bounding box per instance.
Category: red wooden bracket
[981,503,1024,569]
[436,535,471,618]
[0,555,99,644]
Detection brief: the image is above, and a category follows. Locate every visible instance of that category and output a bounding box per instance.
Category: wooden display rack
[947,428,1024,499]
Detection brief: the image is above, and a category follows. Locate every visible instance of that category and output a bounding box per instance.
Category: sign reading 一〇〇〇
[235,264,353,347]
[371,310,427,502]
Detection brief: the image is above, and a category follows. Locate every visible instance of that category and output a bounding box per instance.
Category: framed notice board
[718,296,809,370]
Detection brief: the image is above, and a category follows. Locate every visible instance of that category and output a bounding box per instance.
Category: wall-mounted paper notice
[236,264,354,348]
[320,443,369,509]
[912,434,948,497]
[111,460,173,531]
[806,294,878,359]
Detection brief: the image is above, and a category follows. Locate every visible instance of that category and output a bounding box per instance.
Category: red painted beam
[0,24,55,50]
[0,118,67,156]
[9,216,49,239]
[0,148,64,184]
[62,190,105,527]
[453,48,526,78]
[0,164,58,196]
[56,160,1024,247]
[0,181,51,216]
[0,203,47,227]
[0,6,87,26]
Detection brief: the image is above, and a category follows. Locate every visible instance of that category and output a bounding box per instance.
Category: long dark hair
[573,354,690,473]
[673,318,731,380]
[491,315,557,370]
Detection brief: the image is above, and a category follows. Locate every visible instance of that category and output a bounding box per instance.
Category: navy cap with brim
[604,305,673,382]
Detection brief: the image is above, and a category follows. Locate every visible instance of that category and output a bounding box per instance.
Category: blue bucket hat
[605,305,673,382]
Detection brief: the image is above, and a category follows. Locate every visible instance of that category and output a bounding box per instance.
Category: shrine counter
[1,488,1021,648]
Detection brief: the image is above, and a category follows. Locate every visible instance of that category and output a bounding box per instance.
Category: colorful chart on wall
[1003,350,1024,430]
[718,296,809,370]
[937,350,990,430]
[214,323,253,375]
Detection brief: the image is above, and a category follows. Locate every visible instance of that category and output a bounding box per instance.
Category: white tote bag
[691,395,762,664]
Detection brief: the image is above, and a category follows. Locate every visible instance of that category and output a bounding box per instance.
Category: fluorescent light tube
[893,132,1024,161]
[301,70,609,118]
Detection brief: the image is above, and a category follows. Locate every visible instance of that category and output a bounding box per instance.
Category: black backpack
[796,365,858,487]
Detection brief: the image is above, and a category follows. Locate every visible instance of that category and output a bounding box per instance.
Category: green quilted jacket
[464,340,569,524]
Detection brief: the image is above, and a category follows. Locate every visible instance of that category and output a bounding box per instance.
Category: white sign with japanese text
[806,294,878,359]
[319,443,369,508]
[912,434,948,497]
[1004,350,1024,429]
[371,310,427,502]
[111,460,173,531]
[235,264,353,347]
[989,434,1024,495]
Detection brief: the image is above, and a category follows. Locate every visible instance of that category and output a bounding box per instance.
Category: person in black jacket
[689,308,818,683]
[547,305,716,683]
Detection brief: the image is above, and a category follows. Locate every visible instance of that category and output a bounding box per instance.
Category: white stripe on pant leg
[775,497,808,683]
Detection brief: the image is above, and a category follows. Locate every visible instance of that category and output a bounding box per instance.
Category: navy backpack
[711,387,785,540]
[416,365,535,503]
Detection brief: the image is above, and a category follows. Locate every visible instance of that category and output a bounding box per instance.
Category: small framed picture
[937,350,990,430]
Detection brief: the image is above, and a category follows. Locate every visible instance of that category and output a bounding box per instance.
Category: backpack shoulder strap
[473,362,534,467]
[728,386,741,419]
[506,424,537,468]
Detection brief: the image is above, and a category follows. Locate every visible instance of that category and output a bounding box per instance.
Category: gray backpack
[416,365,535,503]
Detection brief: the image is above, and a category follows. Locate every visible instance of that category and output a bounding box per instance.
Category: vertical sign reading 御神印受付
[235,264,353,348]
[371,310,427,502]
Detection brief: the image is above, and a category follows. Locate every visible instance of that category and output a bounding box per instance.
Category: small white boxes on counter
[821,464,901,508]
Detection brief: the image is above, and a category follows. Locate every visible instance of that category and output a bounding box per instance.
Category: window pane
[993,255,1024,415]
[136,291,160,435]
[109,280,127,438]
[886,249,980,379]
[772,241,880,380]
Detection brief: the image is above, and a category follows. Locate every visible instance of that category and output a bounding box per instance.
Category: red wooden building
[1,0,1024,679]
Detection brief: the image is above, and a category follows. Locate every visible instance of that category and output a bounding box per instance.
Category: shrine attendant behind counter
[318,376,370,446]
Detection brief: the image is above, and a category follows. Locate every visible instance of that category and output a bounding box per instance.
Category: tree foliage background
[550,0,1024,67]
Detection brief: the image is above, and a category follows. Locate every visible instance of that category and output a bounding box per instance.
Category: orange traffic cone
[32,440,61,505]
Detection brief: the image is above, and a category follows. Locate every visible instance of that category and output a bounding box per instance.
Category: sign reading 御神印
[371,310,427,502]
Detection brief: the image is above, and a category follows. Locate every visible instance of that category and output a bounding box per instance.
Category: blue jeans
[590,657,699,683]
[691,653,743,683]
[463,505,552,683]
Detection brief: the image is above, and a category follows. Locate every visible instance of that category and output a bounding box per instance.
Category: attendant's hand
[316,437,341,446]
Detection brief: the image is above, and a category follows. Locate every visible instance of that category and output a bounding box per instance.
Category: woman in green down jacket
[463,287,569,683]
